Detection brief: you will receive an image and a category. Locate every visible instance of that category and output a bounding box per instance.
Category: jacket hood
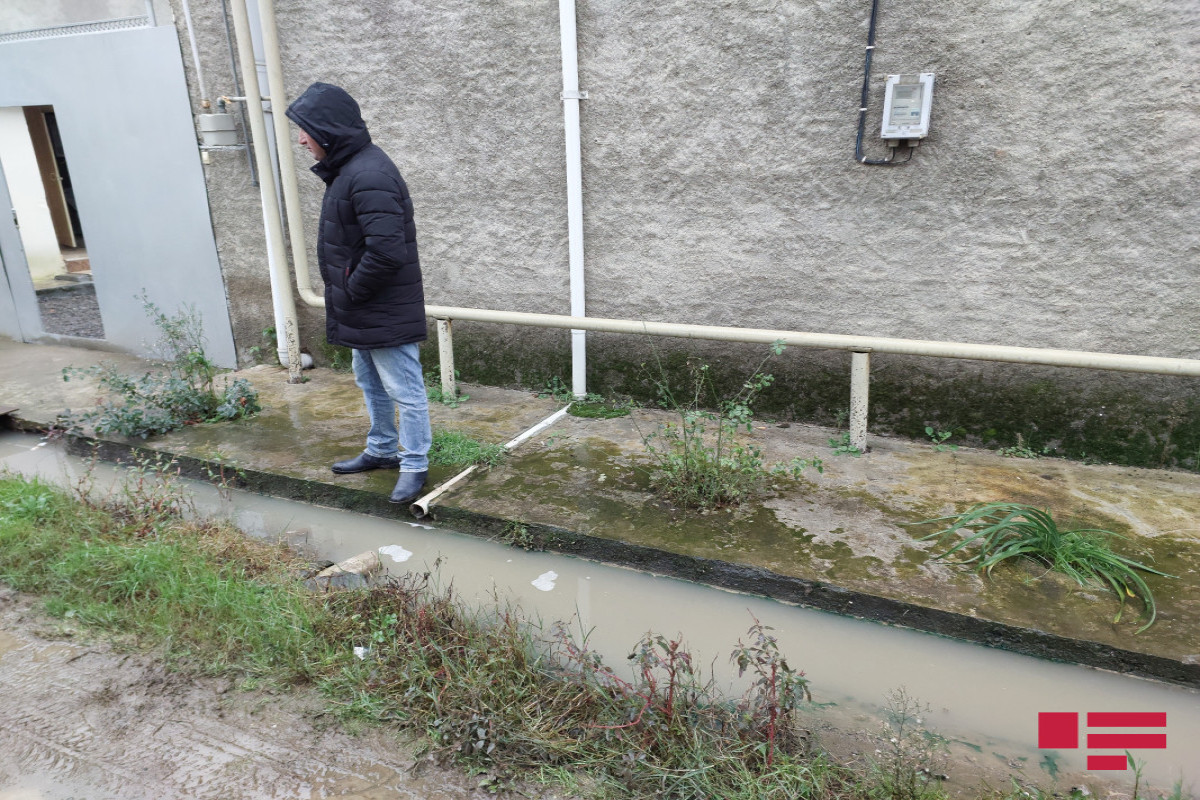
[285,82,371,173]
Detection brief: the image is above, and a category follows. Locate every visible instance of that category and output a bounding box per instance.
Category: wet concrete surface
[2,336,1198,687]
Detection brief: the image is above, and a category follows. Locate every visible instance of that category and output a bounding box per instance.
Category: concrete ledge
[52,430,1200,689]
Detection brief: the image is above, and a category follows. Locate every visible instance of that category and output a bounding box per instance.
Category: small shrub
[318,342,353,372]
[731,615,812,767]
[537,376,574,403]
[62,298,260,439]
[917,502,1172,631]
[870,688,948,800]
[636,342,821,508]
[497,521,546,551]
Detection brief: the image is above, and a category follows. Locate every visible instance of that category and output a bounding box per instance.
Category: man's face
[297,128,326,160]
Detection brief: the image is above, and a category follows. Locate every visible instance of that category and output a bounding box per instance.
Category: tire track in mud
[0,589,489,800]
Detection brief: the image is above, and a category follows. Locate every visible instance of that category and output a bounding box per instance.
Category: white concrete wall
[0,107,64,283]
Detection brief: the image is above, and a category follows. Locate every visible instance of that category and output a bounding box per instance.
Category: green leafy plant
[537,376,575,403]
[318,342,353,372]
[636,341,822,508]
[246,326,277,365]
[496,521,546,551]
[426,370,470,408]
[829,431,863,458]
[917,502,1172,631]
[997,433,1049,460]
[61,298,260,439]
[924,427,958,452]
[731,615,812,767]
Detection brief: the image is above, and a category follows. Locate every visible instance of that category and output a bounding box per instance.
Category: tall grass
[918,502,1172,632]
[0,471,958,799]
[0,475,332,677]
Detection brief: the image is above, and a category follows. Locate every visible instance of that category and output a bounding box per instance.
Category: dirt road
[0,585,505,800]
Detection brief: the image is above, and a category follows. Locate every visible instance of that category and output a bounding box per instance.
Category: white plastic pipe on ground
[410,404,574,518]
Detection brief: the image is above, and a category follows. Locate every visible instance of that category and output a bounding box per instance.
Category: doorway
[0,104,104,340]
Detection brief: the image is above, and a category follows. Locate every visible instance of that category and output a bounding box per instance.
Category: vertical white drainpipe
[558,0,588,399]
[257,0,323,308]
[180,0,208,106]
[228,0,303,381]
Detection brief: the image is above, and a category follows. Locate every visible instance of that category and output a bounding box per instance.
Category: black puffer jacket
[285,82,425,349]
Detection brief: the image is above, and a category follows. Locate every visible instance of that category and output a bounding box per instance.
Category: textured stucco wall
[178,0,1198,354]
[168,0,1200,460]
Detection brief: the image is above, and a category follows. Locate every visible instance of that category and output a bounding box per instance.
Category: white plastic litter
[531,571,558,592]
[378,544,413,563]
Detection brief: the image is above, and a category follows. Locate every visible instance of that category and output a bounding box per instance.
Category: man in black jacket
[286,82,431,505]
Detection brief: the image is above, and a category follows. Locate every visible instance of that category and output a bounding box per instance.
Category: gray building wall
[169,0,1200,464]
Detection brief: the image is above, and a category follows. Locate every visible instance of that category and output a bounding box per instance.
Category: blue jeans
[352,344,431,473]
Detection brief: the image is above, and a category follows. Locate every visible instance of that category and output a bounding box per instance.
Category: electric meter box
[880,73,934,140]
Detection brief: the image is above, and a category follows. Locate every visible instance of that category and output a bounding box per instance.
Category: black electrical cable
[854,0,912,166]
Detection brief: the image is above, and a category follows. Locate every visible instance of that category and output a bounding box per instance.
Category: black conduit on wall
[854,0,913,166]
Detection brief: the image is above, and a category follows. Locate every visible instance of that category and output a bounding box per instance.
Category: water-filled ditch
[1,431,1196,793]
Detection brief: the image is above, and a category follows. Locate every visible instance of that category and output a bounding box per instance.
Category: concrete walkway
[1,336,1197,687]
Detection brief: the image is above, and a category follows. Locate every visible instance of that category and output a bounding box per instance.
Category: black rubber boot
[389,470,428,504]
[331,452,402,474]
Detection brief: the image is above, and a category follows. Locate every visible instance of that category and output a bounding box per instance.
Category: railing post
[437,318,456,402]
[850,351,871,453]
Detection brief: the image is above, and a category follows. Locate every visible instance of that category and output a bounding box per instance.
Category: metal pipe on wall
[256,0,323,308]
[179,0,209,107]
[558,0,588,399]
[424,305,1200,377]
[227,0,303,381]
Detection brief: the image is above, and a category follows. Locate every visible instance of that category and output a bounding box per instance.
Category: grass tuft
[429,429,505,468]
[917,502,1172,632]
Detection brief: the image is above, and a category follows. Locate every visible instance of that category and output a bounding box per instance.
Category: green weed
[829,431,863,457]
[61,298,260,439]
[997,433,1049,460]
[917,502,1172,631]
[924,427,958,452]
[429,429,504,468]
[636,341,821,508]
[425,370,470,408]
[870,688,948,800]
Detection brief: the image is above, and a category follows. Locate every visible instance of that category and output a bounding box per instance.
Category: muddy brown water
[1,432,1197,797]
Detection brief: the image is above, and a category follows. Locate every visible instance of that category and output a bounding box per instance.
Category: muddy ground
[0,584,532,800]
[2,580,1147,800]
